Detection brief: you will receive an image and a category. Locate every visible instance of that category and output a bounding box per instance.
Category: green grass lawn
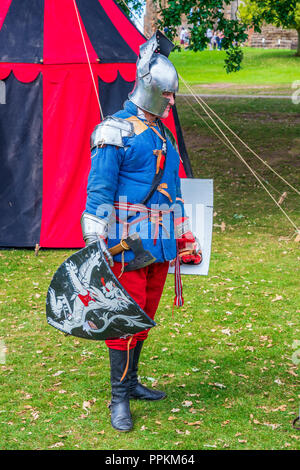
[171,48,300,95]
[0,97,299,450]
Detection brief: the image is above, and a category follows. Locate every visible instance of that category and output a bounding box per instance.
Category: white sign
[169,178,213,276]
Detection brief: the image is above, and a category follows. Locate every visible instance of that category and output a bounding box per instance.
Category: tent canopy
[0,0,192,248]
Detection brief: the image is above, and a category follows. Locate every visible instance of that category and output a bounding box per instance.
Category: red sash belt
[113,202,183,308]
[114,201,174,244]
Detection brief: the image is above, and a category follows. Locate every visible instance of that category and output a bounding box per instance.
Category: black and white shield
[46,241,156,340]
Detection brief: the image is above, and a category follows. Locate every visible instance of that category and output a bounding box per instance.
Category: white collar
[137,107,147,120]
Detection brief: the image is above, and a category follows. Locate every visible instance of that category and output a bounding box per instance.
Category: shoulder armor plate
[90,116,134,150]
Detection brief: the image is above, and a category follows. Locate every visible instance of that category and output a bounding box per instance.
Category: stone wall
[143,1,299,50]
[248,24,298,50]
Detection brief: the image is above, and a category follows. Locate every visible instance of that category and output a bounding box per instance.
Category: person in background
[217,31,224,50]
[180,27,186,47]
[206,28,213,50]
[211,31,218,50]
[184,30,190,49]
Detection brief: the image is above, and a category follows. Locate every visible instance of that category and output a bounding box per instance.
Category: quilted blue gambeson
[85,100,185,263]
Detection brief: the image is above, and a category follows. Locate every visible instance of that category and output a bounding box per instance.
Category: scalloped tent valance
[0,63,137,83]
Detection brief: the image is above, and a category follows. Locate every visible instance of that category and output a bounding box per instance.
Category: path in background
[178,93,292,99]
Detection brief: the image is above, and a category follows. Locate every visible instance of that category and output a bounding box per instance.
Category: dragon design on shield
[46,242,155,340]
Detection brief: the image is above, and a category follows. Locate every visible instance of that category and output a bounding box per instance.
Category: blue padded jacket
[85,100,185,263]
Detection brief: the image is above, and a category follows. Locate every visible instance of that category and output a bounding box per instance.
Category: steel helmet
[129,31,179,117]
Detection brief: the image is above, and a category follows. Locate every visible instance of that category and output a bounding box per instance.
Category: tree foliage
[115,0,145,19]
[239,0,300,56]
[116,0,299,71]
[156,0,248,72]
[116,0,249,72]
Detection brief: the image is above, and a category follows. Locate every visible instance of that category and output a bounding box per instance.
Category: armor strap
[120,336,134,382]
[140,119,167,206]
[145,122,166,143]
[157,183,172,202]
[153,149,165,175]
[114,201,174,244]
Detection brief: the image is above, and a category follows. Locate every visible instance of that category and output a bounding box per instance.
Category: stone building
[247,25,298,50]
[225,1,298,50]
[144,0,298,50]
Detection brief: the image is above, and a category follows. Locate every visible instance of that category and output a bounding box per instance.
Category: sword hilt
[108,239,130,256]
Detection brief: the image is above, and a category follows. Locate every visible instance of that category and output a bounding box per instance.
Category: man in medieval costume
[81,32,201,432]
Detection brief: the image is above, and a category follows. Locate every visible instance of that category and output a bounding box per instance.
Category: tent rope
[72,0,104,121]
[179,74,300,235]
[181,79,300,197]
[181,93,284,197]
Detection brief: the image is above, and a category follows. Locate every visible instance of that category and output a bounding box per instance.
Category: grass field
[171,48,300,95]
[0,98,299,448]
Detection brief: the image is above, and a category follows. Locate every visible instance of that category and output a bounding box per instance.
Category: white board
[168,178,213,276]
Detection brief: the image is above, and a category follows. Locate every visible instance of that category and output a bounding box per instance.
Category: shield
[46,241,156,340]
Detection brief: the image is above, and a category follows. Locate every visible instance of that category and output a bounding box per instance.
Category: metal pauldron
[90,116,134,150]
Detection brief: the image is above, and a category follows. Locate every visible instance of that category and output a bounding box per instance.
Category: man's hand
[175,217,202,265]
[81,212,114,267]
[178,232,202,265]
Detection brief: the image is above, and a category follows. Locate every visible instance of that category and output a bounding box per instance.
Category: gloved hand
[80,212,114,267]
[178,232,202,265]
[175,217,202,265]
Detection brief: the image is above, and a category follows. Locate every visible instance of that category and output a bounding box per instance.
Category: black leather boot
[129,340,166,401]
[109,348,134,432]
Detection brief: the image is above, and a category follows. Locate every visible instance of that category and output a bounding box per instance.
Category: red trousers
[105,261,169,351]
